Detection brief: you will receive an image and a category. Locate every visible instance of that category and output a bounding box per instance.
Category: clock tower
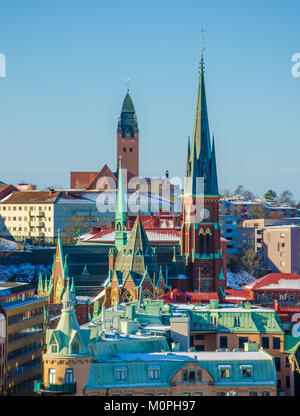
[180,52,226,294]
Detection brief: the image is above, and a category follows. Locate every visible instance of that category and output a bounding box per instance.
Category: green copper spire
[192,52,211,161]
[121,90,135,113]
[70,277,76,296]
[115,160,127,252]
[118,90,138,139]
[184,48,219,196]
[37,273,43,294]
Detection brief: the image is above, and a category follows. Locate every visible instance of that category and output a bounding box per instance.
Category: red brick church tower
[117,90,139,179]
[180,51,226,294]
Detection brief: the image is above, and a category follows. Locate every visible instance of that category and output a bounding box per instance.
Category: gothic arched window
[199,234,204,255]
[206,234,210,255]
[71,338,79,354]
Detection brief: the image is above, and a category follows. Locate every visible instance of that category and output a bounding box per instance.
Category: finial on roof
[199,28,206,74]
[125,77,130,92]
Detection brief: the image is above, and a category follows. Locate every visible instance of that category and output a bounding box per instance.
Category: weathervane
[125,77,130,91]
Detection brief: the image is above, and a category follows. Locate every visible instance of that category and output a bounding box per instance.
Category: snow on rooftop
[104,350,271,363]
[260,279,300,290]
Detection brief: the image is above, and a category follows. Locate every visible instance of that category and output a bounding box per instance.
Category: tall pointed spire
[192,50,211,162]
[184,45,219,196]
[115,160,127,252]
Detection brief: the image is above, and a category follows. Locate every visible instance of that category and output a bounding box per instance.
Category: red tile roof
[243,273,300,291]
[224,289,253,303]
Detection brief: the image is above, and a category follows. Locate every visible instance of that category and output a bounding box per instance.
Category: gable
[86,165,117,190]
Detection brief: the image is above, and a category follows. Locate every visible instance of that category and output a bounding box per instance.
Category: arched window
[71,338,79,354]
[206,234,210,255]
[199,234,204,255]
[49,368,56,385]
[65,368,74,384]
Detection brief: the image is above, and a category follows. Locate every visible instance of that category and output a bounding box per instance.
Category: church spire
[192,50,211,162]
[115,160,127,252]
[184,45,219,196]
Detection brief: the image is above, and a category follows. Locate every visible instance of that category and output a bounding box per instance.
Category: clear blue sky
[0,0,299,200]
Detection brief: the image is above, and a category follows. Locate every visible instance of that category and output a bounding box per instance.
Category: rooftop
[244,273,300,291]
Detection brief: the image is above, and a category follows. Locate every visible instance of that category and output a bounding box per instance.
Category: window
[115,368,127,380]
[249,391,258,396]
[123,148,126,152]
[182,368,201,384]
[71,338,79,354]
[262,391,270,396]
[273,337,280,350]
[262,337,269,349]
[65,368,74,384]
[190,335,194,347]
[286,376,290,389]
[49,369,56,385]
[280,261,286,266]
[280,233,285,238]
[239,337,248,349]
[181,392,190,396]
[219,366,231,378]
[51,344,58,353]
[195,334,204,341]
[149,367,160,380]
[195,345,205,351]
[274,357,281,372]
[241,366,252,378]
[220,336,228,349]
[188,370,196,383]
[286,357,290,368]
[234,316,240,327]
[129,148,133,152]
[280,252,285,257]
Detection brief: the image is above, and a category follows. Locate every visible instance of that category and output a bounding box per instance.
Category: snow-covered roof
[244,273,300,291]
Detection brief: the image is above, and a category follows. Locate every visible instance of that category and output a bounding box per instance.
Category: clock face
[200,208,211,220]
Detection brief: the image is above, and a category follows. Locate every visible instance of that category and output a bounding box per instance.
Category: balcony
[34,380,76,394]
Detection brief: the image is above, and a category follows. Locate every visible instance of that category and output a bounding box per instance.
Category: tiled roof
[224,289,253,302]
[185,292,219,301]
[243,273,300,291]
[0,190,61,204]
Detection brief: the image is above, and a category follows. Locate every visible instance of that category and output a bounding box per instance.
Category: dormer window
[51,343,58,353]
[241,365,252,378]
[219,365,231,378]
[115,367,127,381]
[148,366,160,380]
[71,338,79,354]
[234,316,240,327]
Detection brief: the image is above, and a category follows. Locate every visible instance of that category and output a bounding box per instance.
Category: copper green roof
[84,350,277,391]
[121,90,135,113]
[114,212,159,281]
